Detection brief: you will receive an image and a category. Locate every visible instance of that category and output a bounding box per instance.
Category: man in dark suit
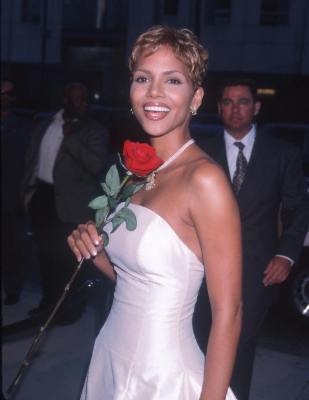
[195,78,309,399]
[21,83,109,323]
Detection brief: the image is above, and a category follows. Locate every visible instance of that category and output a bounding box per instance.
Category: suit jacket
[21,113,109,224]
[198,128,309,306]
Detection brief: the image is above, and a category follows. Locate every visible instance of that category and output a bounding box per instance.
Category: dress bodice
[104,204,205,366]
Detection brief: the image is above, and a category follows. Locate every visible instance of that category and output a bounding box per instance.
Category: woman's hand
[67,221,104,262]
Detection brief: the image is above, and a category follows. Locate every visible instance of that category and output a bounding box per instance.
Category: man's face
[64,87,89,118]
[218,85,261,139]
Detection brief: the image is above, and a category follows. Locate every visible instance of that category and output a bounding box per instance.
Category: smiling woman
[67,25,242,400]
[130,45,204,138]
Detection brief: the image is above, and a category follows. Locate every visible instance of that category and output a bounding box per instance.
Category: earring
[130,107,134,115]
[190,108,197,116]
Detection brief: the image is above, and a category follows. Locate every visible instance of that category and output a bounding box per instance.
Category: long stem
[119,174,131,190]
[6,173,136,398]
[6,257,85,398]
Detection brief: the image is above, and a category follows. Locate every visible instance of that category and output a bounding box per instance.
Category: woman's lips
[143,105,170,121]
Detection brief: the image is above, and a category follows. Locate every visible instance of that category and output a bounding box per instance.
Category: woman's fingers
[85,221,103,247]
[67,223,104,262]
[77,224,99,259]
[67,229,84,262]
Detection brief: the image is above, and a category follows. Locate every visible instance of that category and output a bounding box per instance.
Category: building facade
[1,0,309,121]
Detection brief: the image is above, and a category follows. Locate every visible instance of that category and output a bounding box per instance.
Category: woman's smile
[143,103,171,120]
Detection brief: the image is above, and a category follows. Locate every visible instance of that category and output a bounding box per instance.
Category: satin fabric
[81,203,237,399]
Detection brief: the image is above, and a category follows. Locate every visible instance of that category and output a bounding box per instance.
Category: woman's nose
[147,79,163,97]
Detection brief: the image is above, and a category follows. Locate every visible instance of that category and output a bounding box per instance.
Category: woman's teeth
[144,106,170,112]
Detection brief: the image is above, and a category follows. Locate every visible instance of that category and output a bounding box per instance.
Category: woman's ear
[191,87,204,114]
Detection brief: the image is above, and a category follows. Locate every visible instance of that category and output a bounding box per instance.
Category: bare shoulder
[185,149,229,193]
[181,147,235,216]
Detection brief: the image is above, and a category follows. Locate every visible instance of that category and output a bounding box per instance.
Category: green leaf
[122,207,137,231]
[101,230,109,246]
[105,165,121,197]
[108,196,118,210]
[124,196,131,207]
[116,207,137,231]
[111,215,125,233]
[95,206,110,228]
[101,182,112,196]
[121,182,145,201]
[88,195,108,210]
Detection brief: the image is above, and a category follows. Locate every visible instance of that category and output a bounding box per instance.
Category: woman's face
[130,45,203,139]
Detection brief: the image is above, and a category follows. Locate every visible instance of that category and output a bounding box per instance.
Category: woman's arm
[67,222,116,282]
[189,162,242,400]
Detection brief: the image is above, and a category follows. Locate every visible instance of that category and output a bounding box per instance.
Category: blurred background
[1,0,309,121]
[1,2,309,399]
[2,0,308,333]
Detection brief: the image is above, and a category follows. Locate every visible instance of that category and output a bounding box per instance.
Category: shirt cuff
[276,254,294,266]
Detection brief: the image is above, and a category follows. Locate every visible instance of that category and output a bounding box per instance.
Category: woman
[68,25,242,400]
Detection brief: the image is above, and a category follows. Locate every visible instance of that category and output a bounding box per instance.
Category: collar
[53,109,64,122]
[224,125,256,151]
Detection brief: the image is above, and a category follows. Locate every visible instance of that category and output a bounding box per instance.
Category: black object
[4,294,20,305]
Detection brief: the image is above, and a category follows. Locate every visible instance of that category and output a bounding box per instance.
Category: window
[260,0,290,25]
[21,0,42,24]
[205,0,231,25]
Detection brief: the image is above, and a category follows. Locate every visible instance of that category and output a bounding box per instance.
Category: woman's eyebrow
[134,68,186,76]
[162,70,185,75]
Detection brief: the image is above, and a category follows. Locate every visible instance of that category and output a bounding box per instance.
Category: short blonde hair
[129,25,208,89]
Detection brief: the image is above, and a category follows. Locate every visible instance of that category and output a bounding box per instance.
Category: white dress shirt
[224,125,256,180]
[37,110,64,184]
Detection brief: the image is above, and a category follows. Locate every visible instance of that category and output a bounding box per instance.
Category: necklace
[145,138,195,191]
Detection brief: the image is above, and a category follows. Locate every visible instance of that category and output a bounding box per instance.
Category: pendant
[144,139,195,191]
[145,171,156,191]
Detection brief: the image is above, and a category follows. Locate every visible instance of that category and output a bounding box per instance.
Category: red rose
[122,140,163,177]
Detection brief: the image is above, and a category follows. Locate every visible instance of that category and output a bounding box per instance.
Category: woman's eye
[168,78,181,85]
[135,76,148,83]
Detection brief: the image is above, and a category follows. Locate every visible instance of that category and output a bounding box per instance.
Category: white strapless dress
[81,203,237,400]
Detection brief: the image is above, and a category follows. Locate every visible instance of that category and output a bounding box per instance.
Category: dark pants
[193,278,272,400]
[230,271,272,400]
[28,181,82,308]
[230,304,268,400]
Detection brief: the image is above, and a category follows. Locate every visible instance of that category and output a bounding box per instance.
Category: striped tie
[232,142,247,194]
